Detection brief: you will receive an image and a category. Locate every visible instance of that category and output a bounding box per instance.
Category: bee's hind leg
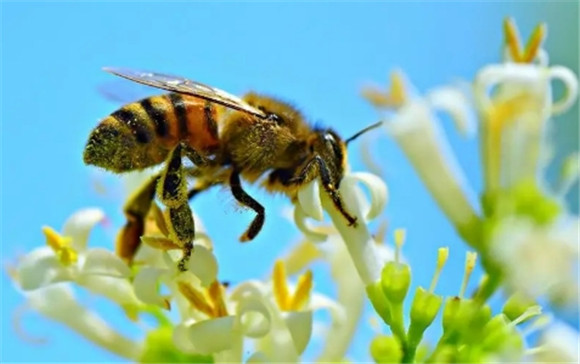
[229,170,265,242]
[157,144,195,271]
[116,173,160,264]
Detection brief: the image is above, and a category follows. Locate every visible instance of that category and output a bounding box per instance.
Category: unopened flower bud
[370,335,403,363]
[410,287,443,331]
[481,314,524,355]
[503,292,537,322]
[407,287,443,361]
[381,262,411,304]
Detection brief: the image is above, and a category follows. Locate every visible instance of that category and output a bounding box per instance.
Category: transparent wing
[97,80,157,104]
[103,67,267,119]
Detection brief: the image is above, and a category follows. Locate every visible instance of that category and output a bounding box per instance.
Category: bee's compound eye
[267,113,282,124]
[324,133,336,144]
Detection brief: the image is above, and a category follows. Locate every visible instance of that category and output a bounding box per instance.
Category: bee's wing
[103,67,267,119]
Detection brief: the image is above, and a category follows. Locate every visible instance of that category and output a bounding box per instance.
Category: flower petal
[282,311,312,354]
[26,284,142,359]
[61,208,105,252]
[385,100,479,232]
[81,248,131,278]
[426,86,475,137]
[78,275,141,307]
[133,267,170,308]
[320,178,383,285]
[183,316,237,354]
[535,321,579,362]
[186,244,218,287]
[297,180,324,221]
[16,247,74,290]
[293,204,328,243]
[344,172,388,221]
[236,296,272,338]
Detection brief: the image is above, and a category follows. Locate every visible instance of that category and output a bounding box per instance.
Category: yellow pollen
[42,226,77,266]
[273,260,291,310]
[289,270,313,311]
[459,252,477,298]
[149,203,170,236]
[503,17,546,63]
[429,247,449,293]
[208,280,228,317]
[177,281,215,317]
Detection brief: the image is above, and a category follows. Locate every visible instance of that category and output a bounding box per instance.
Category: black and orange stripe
[84,92,221,173]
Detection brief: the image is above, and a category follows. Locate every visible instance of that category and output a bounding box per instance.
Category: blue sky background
[1,2,578,362]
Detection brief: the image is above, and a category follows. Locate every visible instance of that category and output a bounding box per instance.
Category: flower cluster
[7,17,579,363]
[362,17,579,362]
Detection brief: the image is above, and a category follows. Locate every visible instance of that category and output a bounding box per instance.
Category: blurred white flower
[490,216,579,307]
[532,321,579,363]
[474,61,578,193]
[363,71,480,245]
[23,284,142,360]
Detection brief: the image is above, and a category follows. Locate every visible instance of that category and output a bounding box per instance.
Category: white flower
[474,62,578,193]
[13,208,140,310]
[364,71,480,243]
[532,321,579,363]
[240,260,345,363]
[474,19,578,193]
[490,216,579,306]
[295,171,388,286]
[23,283,142,360]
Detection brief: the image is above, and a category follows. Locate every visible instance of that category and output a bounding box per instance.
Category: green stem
[404,322,423,363]
[389,301,407,356]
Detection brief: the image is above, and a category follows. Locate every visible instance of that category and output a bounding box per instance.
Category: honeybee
[84,67,381,271]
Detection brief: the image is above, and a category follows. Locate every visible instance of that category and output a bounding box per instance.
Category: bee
[84,67,381,271]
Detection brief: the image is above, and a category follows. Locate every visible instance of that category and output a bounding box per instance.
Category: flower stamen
[208,280,229,317]
[273,260,291,310]
[459,252,477,298]
[429,247,449,293]
[504,18,546,63]
[394,228,406,264]
[362,70,407,109]
[272,260,313,311]
[289,270,313,311]
[42,226,78,266]
[177,281,215,317]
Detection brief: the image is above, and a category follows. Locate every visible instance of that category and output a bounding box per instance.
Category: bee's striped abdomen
[83,92,221,173]
[177,94,221,152]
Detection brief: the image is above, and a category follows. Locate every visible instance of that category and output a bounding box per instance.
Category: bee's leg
[157,144,195,271]
[294,156,358,227]
[116,174,160,264]
[229,170,265,242]
[182,144,214,167]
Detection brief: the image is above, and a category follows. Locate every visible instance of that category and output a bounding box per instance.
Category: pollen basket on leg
[157,145,187,206]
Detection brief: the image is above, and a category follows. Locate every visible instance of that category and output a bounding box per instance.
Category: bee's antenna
[345,121,383,145]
